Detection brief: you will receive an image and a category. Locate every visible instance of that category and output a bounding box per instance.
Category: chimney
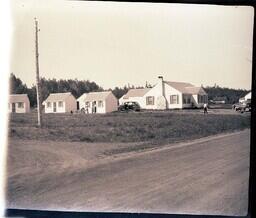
[158,76,168,109]
[158,76,164,96]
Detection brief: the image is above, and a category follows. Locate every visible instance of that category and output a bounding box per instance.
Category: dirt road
[6,129,250,216]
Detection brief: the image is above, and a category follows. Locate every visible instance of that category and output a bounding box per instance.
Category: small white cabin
[119,77,208,109]
[43,92,77,113]
[77,91,118,114]
[9,94,30,113]
[239,92,251,103]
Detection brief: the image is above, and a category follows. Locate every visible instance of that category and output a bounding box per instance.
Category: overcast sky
[10,0,254,90]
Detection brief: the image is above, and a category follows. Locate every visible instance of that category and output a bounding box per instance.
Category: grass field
[8,110,250,145]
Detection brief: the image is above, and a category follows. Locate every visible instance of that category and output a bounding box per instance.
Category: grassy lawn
[8,110,250,145]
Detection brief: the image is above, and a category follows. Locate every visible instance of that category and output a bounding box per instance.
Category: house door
[12,103,16,113]
[53,102,57,112]
[92,101,97,113]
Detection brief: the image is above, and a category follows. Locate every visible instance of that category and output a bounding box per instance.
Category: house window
[183,95,191,104]
[183,97,186,104]
[187,97,191,104]
[47,102,51,108]
[17,102,24,108]
[170,95,179,104]
[204,95,208,103]
[146,96,154,105]
[85,101,90,107]
[58,101,63,107]
[98,101,104,107]
[198,95,205,103]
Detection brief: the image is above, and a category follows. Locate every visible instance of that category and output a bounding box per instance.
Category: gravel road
[6,129,250,216]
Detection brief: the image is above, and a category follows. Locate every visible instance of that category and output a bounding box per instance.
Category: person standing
[203,103,208,114]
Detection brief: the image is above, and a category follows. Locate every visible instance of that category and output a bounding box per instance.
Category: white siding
[65,95,77,113]
[105,93,118,113]
[143,83,183,109]
[44,101,66,113]
[78,100,86,111]
[164,84,182,109]
[9,98,30,113]
[94,100,106,114]
[144,82,163,109]
[9,101,30,113]
[245,92,251,101]
[44,96,76,113]
[84,99,117,114]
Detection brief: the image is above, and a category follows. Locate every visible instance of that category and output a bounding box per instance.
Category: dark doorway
[12,103,16,113]
[53,102,57,112]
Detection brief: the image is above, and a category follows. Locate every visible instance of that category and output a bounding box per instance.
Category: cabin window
[17,102,24,108]
[170,95,179,104]
[98,101,103,107]
[47,102,51,108]
[58,101,63,107]
[85,101,90,107]
[146,96,154,105]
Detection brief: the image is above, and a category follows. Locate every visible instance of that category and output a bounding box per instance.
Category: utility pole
[35,18,43,127]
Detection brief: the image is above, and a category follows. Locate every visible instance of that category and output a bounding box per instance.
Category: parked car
[118,102,141,112]
[232,102,251,113]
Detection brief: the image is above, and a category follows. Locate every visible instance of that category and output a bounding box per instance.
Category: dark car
[118,102,141,112]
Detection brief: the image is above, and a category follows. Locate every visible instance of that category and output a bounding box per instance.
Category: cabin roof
[9,94,29,103]
[83,91,113,101]
[44,92,73,102]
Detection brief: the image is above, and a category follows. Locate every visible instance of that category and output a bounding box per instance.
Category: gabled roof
[184,86,207,95]
[165,81,193,93]
[122,88,151,98]
[83,91,114,101]
[9,94,29,103]
[44,92,74,102]
[165,81,206,95]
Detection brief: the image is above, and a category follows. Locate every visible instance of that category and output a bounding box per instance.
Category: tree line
[9,73,249,107]
[204,85,249,104]
[9,73,139,107]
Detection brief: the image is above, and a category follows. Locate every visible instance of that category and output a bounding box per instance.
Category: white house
[239,91,251,103]
[9,94,30,113]
[119,88,151,108]
[77,91,118,114]
[43,92,77,113]
[119,76,208,109]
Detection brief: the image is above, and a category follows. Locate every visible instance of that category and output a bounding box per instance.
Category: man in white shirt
[203,103,208,114]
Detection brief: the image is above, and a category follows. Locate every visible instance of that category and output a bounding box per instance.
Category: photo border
[5,0,256,218]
